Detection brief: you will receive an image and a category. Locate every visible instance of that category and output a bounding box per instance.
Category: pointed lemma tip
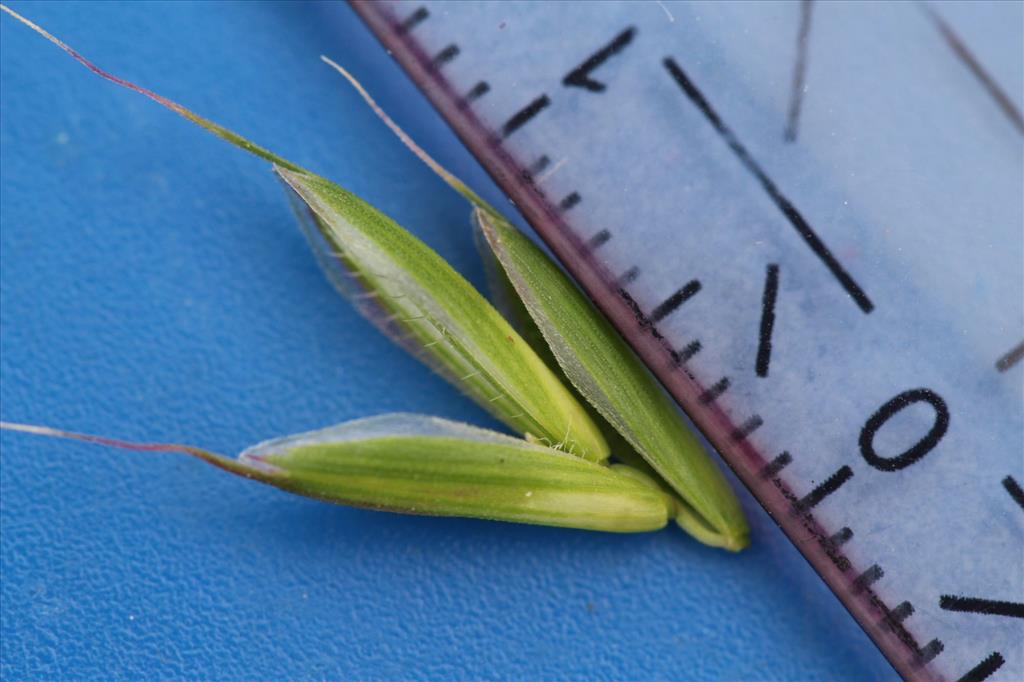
[471,205,496,234]
[722,529,750,552]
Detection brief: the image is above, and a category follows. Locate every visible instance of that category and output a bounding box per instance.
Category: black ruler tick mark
[523,155,550,182]
[396,6,428,34]
[663,57,874,313]
[914,640,944,666]
[698,377,730,405]
[460,81,490,108]
[1002,475,1024,510]
[558,191,581,212]
[617,266,640,286]
[783,1,815,142]
[852,564,883,593]
[670,339,701,366]
[651,280,701,323]
[586,229,611,250]
[996,340,1024,372]
[793,465,853,513]
[730,415,763,442]
[501,95,550,138]
[829,526,853,548]
[939,595,1024,619]
[822,526,854,571]
[923,4,1024,135]
[761,451,792,478]
[432,44,460,68]
[957,652,1005,682]
[756,263,780,377]
[880,601,914,631]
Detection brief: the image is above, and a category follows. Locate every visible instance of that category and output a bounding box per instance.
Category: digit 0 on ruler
[352,2,1024,680]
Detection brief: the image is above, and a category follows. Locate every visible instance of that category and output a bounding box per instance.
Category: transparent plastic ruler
[351,1,1024,680]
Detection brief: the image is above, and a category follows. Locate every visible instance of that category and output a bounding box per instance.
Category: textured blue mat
[0,2,893,679]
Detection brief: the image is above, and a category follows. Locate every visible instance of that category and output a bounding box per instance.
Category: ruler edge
[348,2,946,679]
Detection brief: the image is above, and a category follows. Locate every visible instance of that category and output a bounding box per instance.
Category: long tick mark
[663,57,874,313]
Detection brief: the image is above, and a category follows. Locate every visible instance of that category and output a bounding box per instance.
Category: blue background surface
[1,2,894,679]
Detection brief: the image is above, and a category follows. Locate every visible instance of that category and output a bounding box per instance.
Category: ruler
[351,1,1023,680]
